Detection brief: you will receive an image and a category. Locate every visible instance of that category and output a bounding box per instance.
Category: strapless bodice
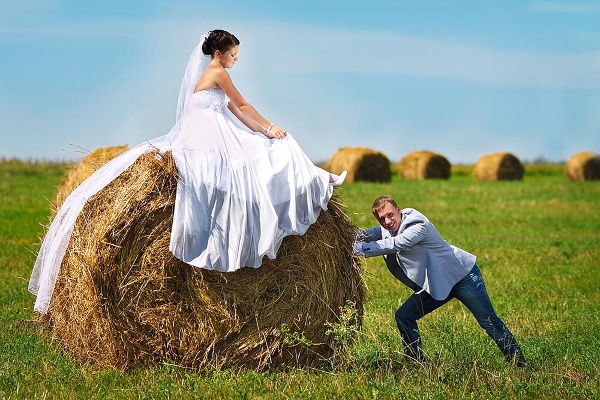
[190,88,228,109]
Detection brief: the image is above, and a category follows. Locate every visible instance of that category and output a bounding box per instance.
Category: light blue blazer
[356,208,476,300]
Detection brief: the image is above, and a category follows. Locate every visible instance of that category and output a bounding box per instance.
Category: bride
[29,29,347,314]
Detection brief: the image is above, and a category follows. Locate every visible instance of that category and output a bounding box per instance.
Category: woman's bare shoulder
[195,65,228,91]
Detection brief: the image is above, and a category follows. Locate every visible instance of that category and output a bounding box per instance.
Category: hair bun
[200,29,240,57]
[201,36,212,56]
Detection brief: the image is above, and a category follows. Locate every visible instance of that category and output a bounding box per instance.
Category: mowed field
[0,160,598,399]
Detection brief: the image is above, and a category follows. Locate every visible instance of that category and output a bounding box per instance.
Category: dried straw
[55,145,130,210]
[473,152,524,181]
[325,147,391,183]
[398,150,451,180]
[565,151,600,181]
[39,151,364,371]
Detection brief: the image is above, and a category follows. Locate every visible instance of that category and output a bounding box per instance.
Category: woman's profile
[29,29,346,314]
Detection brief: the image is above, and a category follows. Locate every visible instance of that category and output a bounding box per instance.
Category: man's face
[375,202,402,233]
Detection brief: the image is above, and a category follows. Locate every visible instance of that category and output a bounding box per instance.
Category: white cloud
[241,23,600,91]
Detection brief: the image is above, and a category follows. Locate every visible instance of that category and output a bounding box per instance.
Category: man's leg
[395,291,449,363]
[451,264,526,366]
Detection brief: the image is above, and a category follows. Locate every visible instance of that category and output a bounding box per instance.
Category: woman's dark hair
[202,29,240,57]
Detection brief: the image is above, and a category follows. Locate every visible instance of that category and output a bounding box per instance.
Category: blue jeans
[395,264,525,364]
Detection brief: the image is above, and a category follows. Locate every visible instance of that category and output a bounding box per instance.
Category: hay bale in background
[473,152,524,181]
[55,145,130,210]
[398,150,451,180]
[40,151,364,371]
[325,147,391,183]
[565,151,600,181]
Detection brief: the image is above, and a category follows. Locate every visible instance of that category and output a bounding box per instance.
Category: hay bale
[55,145,130,210]
[39,151,364,371]
[398,150,451,180]
[565,151,600,181]
[473,152,524,181]
[325,147,391,183]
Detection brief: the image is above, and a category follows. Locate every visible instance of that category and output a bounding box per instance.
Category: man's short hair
[371,195,398,217]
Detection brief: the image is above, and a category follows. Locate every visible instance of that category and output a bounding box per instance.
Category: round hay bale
[565,151,600,181]
[55,145,130,210]
[39,151,364,371]
[398,150,451,180]
[325,147,391,183]
[473,152,524,181]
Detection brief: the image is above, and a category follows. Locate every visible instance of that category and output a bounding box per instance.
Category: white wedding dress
[29,87,333,313]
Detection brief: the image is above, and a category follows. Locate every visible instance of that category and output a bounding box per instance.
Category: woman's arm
[227,102,268,135]
[213,67,287,139]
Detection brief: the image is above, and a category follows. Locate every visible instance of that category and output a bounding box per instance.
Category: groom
[353,195,526,366]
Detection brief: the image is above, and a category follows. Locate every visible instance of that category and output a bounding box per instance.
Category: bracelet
[266,123,274,135]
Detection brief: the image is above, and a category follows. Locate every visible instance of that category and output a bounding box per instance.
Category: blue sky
[1,0,599,164]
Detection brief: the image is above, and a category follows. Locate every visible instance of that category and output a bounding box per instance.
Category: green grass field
[1,160,598,399]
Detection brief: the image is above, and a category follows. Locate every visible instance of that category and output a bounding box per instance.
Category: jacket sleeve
[354,227,382,243]
[353,227,382,257]
[360,220,428,258]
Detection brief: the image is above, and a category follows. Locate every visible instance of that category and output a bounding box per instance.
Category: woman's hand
[267,124,287,139]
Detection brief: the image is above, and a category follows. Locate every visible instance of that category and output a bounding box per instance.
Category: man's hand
[353,242,366,256]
